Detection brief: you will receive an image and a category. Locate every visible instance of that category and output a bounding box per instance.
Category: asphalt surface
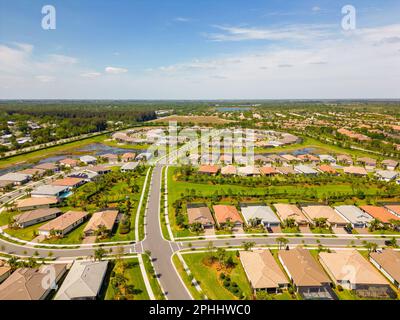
[142,165,191,300]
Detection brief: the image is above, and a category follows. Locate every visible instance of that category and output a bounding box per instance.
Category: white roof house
[319,155,336,163]
[55,261,108,300]
[136,152,153,161]
[294,165,319,175]
[31,185,69,198]
[375,170,399,182]
[79,155,97,164]
[334,205,373,228]
[0,173,30,184]
[237,166,260,176]
[120,162,139,172]
[240,204,280,227]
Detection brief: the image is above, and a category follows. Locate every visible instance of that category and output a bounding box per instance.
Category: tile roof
[213,205,243,224]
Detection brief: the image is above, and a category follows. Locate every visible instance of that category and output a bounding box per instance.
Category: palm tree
[362,241,378,256]
[8,256,19,271]
[276,237,289,250]
[242,241,256,251]
[94,248,106,261]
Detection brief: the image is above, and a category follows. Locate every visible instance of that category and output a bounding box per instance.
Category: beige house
[319,250,390,292]
[16,197,59,211]
[370,249,400,289]
[273,203,309,226]
[14,208,62,228]
[240,250,289,293]
[301,205,348,228]
[38,211,89,236]
[0,262,11,284]
[83,210,119,236]
[278,248,333,299]
[187,205,214,227]
[0,264,67,300]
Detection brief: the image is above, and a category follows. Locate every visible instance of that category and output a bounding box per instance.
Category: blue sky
[0,0,399,99]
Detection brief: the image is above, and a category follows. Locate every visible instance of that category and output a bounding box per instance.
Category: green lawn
[104,258,149,300]
[181,251,253,300]
[4,222,47,241]
[172,254,204,300]
[42,222,87,245]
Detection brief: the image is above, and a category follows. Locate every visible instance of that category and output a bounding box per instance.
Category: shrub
[337,285,344,292]
[223,280,231,287]
[219,272,226,280]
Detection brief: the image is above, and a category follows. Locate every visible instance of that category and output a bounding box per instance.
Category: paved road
[142,165,191,300]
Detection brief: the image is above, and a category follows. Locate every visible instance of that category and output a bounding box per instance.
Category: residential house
[343,166,368,176]
[31,185,70,199]
[294,165,319,175]
[0,264,67,300]
[319,155,336,163]
[17,168,46,178]
[357,157,377,170]
[51,177,85,189]
[297,154,319,163]
[336,154,353,165]
[375,170,398,182]
[198,165,220,175]
[280,154,298,162]
[16,197,59,211]
[120,162,139,172]
[0,180,13,191]
[221,165,237,176]
[240,204,280,228]
[240,250,289,293]
[319,250,391,295]
[34,162,59,172]
[237,166,260,177]
[275,166,296,175]
[384,205,400,218]
[80,155,97,165]
[381,159,399,171]
[55,261,108,300]
[121,152,136,162]
[213,205,243,227]
[334,205,373,228]
[0,172,30,185]
[87,165,111,175]
[14,208,62,228]
[370,250,400,289]
[186,204,215,228]
[273,203,309,226]
[100,153,119,164]
[0,262,11,284]
[220,154,233,164]
[253,155,270,165]
[317,164,338,175]
[38,211,89,237]
[259,166,278,176]
[68,170,99,182]
[278,248,333,299]
[360,206,400,225]
[301,205,348,228]
[59,158,79,168]
[136,152,153,161]
[83,210,119,237]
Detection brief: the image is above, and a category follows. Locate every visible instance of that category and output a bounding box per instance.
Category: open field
[104,258,150,300]
[181,251,253,300]
[152,115,235,125]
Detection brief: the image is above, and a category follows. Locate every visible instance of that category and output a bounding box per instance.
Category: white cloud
[35,75,55,83]
[80,72,102,78]
[204,24,334,42]
[174,17,191,22]
[105,66,128,74]
[312,6,321,12]
[48,54,78,65]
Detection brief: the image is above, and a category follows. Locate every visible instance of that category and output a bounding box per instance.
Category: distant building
[31,185,70,199]
[80,155,97,165]
[0,172,30,185]
[120,162,139,172]
[16,197,59,211]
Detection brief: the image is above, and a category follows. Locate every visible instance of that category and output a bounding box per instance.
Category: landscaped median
[142,253,165,300]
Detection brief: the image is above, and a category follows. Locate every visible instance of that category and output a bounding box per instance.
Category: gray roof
[240,205,280,224]
[335,205,373,225]
[294,165,319,174]
[15,208,61,224]
[79,155,97,163]
[375,170,399,180]
[55,261,108,300]
[121,162,139,171]
[31,185,69,196]
[0,172,30,182]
